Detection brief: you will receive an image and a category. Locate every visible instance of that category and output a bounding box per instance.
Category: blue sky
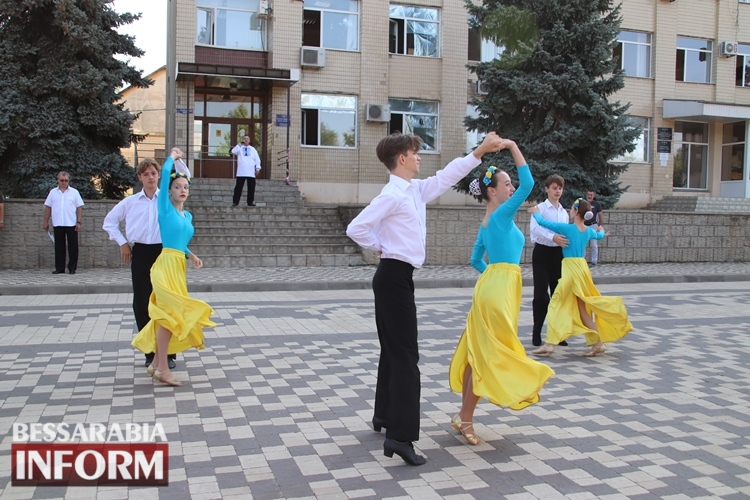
[113,0,167,76]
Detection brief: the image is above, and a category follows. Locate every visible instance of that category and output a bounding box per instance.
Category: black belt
[133,243,162,247]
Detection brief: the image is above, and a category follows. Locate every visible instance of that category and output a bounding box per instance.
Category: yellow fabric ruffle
[132,248,215,355]
[449,263,554,410]
[545,257,633,346]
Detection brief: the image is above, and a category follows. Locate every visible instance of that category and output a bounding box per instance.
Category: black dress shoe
[231,203,238,207]
[248,203,256,206]
[372,417,387,432]
[52,270,64,274]
[69,270,76,275]
[532,335,542,347]
[383,438,426,466]
[144,357,154,367]
[558,340,568,346]
[168,358,176,369]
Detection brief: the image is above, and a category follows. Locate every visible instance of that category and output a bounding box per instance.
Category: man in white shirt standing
[43,172,84,274]
[103,158,176,370]
[529,175,569,346]
[346,131,503,466]
[231,135,262,206]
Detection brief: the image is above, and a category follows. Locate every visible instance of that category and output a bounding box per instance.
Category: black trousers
[372,258,420,442]
[233,177,256,206]
[132,243,174,361]
[531,244,564,341]
[53,226,78,272]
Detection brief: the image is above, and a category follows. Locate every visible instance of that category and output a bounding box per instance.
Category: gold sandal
[532,344,554,356]
[451,414,480,445]
[146,365,155,377]
[583,344,606,357]
[154,370,183,387]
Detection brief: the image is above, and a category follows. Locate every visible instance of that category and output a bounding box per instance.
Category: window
[389,5,439,58]
[721,122,746,181]
[196,0,265,50]
[676,37,712,83]
[466,105,484,153]
[388,99,439,151]
[468,27,503,62]
[303,0,359,51]
[301,94,357,148]
[614,31,651,78]
[614,117,650,163]
[673,122,709,189]
[736,44,750,86]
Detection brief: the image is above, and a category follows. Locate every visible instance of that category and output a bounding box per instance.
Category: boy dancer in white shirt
[103,158,176,369]
[347,131,503,465]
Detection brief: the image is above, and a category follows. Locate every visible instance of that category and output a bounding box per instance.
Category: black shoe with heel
[383,438,426,466]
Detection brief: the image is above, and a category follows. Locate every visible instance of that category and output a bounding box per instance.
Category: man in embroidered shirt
[43,172,84,274]
[103,158,177,370]
[529,175,569,346]
[231,135,262,206]
[346,131,503,466]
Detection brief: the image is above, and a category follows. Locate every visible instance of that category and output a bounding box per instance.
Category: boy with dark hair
[529,175,569,346]
[347,131,504,466]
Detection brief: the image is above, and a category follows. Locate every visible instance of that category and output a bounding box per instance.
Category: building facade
[167,0,750,207]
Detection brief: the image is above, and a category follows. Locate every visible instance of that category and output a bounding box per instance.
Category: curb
[1,273,749,296]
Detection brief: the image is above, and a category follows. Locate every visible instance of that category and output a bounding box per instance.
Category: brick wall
[339,205,750,266]
[2,201,750,270]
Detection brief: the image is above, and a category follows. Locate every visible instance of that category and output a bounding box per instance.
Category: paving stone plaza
[1,265,749,499]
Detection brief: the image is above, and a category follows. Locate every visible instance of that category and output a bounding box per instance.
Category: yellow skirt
[449,263,554,410]
[131,248,215,355]
[545,258,633,346]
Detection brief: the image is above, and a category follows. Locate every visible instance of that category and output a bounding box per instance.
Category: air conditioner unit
[720,41,739,57]
[257,0,269,19]
[476,80,490,95]
[366,104,391,122]
[301,47,326,68]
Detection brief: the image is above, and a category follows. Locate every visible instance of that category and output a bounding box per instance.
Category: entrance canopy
[663,99,750,123]
[176,63,299,90]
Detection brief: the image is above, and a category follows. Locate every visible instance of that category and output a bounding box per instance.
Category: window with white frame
[676,37,712,83]
[673,121,709,189]
[614,117,650,163]
[736,44,750,86]
[302,0,359,51]
[721,122,746,181]
[468,26,503,62]
[301,94,357,148]
[465,105,484,153]
[388,99,439,151]
[196,0,265,50]
[614,31,651,78]
[389,5,439,58]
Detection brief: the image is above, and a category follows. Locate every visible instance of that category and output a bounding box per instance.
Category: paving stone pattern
[0,283,749,498]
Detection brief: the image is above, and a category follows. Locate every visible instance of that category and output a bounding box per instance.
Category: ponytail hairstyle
[572,198,594,222]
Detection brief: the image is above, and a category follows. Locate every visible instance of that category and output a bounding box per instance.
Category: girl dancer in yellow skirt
[132,148,215,386]
[448,139,554,446]
[530,198,632,357]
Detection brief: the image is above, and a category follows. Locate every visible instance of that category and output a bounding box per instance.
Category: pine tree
[0,0,153,199]
[457,0,640,208]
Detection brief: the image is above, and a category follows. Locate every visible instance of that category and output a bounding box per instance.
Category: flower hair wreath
[573,197,594,221]
[170,172,192,186]
[468,165,499,196]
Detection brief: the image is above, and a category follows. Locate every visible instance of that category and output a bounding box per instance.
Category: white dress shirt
[231,144,262,178]
[44,187,84,227]
[346,154,481,268]
[102,190,161,246]
[529,199,568,246]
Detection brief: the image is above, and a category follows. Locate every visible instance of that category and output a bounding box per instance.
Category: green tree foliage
[0,0,153,199]
[457,0,641,208]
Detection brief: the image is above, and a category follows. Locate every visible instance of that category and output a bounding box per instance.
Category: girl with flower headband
[528,198,632,357]
[132,148,215,386]
[448,139,554,446]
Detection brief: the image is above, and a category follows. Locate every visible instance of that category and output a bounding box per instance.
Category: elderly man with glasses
[43,172,84,274]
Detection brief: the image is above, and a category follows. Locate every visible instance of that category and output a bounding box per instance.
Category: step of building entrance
[187,178,304,206]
